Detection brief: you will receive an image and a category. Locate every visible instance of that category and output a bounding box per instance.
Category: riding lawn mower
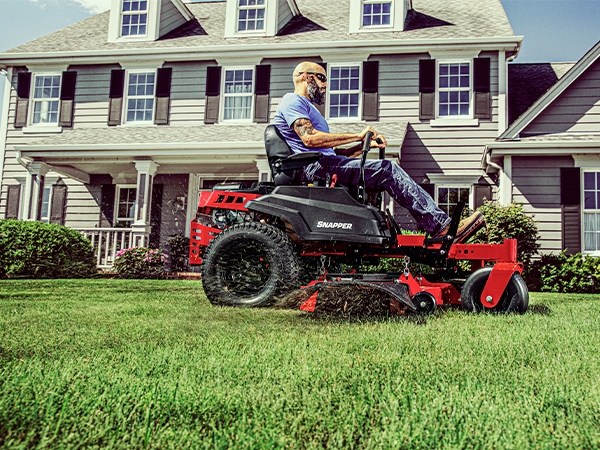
[189,126,529,315]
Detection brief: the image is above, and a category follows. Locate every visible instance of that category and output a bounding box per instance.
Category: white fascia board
[286,0,300,16]
[499,40,600,140]
[171,0,194,21]
[0,36,523,67]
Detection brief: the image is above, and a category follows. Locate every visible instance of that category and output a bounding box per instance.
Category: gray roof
[507,62,575,126]
[3,0,515,55]
[18,122,409,148]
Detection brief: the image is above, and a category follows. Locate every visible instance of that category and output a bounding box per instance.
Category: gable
[522,57,600,136]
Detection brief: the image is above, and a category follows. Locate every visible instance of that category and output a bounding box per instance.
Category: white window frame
[435,184,473,216]
[114,185,137,227]
[361,0,394,29]
[326,63,362,122]
[121,0,149,37]
[237,0,266,33]
[582,169,600,256]
[29,73,62,127]
[435,60,473,121]
[220,66,255,123]
[123,69,157,125]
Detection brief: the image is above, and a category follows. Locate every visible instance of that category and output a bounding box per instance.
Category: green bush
[112,247,168,279]
[524,251,600,293]
[0,219,96,278]
[472,201,540,266]
[166,234,190,272]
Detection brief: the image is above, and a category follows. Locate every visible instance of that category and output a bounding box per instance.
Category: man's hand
[359,126,387,149]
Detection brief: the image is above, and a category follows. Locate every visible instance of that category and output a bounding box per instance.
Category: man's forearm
[293,118,360,148]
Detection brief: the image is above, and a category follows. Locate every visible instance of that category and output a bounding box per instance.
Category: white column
[498,50,507,136]
[23,162,49,221]
[132,160,158,247]
[255,159,272,183]
[500,155,512,205]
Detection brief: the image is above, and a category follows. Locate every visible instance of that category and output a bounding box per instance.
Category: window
[125,71,155,123]
[121,0,148,36]
[437,186,470,217]
[40,186,52,223]
[237,0,265,32]
[115,186,137,227]
[362,1,392,27]
[329,65,361,119]
[583,171,600,252]
[438,62,471,117]
[31,74,61,125]
[222,68,254,121]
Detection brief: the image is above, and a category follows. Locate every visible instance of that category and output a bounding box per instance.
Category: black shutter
[155,67,172,125]
[5,185,21,219]
[205,66,221,124]
[59,71,77,127]
[362,60,379,121]
[474,57,491,120]
[15,72,31,128]
[50,184,67,226]
[419,59,435,120]
[100,184,116,227]
[561,167,581,255]
[474,184,492,209]
[254,64,271,123]
[315,63,327,117]
[108,69,125,126]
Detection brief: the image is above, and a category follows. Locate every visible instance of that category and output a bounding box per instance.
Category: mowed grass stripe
[0,280,599,449]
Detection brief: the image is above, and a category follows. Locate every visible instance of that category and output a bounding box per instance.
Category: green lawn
[0,280,599,449]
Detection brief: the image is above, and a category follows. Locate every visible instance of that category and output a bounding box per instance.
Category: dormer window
[121,0,148,36]
[362,1,392,27]
[237,0,266,32]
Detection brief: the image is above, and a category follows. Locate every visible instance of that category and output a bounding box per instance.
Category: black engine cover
[245,186,390,244]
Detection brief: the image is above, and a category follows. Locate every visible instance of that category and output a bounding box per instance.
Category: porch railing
[77,228,134,269]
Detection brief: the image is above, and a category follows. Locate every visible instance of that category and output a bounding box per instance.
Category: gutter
[0,36,523,66]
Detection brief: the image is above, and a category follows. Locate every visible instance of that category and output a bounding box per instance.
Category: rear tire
[201,222,301,307]
[461,266,529,314]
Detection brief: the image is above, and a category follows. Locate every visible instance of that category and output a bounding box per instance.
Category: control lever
[330,174,337,188]
[357,131,374,204]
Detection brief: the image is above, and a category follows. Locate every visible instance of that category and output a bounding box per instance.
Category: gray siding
[512,155,574,255]
[277,0,294,33]
[159,0,188,38]
[168,60,212,126]
[524,58,600,135]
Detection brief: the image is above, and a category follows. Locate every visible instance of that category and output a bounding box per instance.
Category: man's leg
[301,156,451,236]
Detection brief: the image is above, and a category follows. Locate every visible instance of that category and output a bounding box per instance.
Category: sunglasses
[303,72,327,83]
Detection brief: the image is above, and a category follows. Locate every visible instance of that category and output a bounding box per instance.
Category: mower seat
[265,125,323,186]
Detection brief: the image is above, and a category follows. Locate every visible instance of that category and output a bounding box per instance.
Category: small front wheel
[461,266,528,314]
[201,222,301,307]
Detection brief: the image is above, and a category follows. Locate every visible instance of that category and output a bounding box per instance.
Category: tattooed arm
[291,118,386,155]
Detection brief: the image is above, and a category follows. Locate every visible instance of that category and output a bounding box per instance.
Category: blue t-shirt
[273,93,335,156]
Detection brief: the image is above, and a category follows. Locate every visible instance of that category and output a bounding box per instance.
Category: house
[0,0,522,267]
[483,39,600,256]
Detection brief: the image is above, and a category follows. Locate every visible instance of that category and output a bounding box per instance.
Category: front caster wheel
[461,266,529,314]
[201,222,301,307]
[413,291,437,314]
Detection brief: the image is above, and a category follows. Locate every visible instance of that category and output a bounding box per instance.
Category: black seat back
[264,125,297,186]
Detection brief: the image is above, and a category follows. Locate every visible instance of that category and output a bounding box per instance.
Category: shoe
[435,212,486,243]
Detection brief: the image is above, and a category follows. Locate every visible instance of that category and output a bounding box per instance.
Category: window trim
[236,0,267,33]
[122,69,157,125]
[326,62,363,122]
[581,169,600,256]
[435,59,474,121]
[361,0,394,29]
[120,0,149,38]
[219,66,256,124]
[28,72,62,128]
[434,184,474,214]
[114,184,138,227]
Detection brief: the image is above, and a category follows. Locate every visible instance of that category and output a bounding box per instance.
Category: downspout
[486,151,502,172]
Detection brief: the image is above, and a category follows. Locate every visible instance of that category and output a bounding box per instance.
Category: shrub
[0,219,96,278]
[112,247,168,279]
[166,234,190,272]
[472,201,540,266]
[524,251,600,293]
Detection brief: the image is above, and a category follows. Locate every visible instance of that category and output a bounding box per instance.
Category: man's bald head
[293,61,326,84]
